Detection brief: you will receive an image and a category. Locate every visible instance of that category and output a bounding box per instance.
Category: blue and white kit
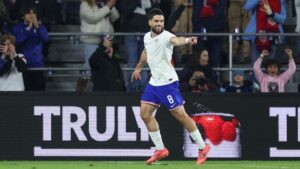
[141,30,185,110]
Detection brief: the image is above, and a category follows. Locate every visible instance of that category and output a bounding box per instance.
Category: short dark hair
[148,8,164,20]
[264,59,281,70]
[20,6,37,17]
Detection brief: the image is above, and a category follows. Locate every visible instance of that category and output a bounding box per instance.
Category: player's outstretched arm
[131,49,147,81]
[170,36,198,46]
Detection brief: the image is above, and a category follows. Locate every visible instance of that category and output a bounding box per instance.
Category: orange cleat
[196,144,210,165]
[146,148,169,165]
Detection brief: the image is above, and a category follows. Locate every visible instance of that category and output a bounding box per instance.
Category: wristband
[267,13,274,18]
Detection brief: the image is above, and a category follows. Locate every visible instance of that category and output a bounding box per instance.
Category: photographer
[181,69,217,93]
[0,34,27,91]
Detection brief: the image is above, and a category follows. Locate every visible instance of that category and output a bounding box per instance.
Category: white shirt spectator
[80,0,120,44]
[0,54,26,91]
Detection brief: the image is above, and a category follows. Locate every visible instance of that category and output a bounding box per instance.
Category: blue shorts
[141,81,185,110]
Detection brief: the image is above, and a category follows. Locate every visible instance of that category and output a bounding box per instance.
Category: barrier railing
[30,32,300,83]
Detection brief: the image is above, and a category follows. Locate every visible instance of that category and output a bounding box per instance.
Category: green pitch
[0,161,299,169]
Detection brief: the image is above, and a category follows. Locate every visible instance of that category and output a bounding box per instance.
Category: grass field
[0,161,299,169]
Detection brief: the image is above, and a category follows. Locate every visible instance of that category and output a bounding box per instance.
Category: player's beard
[151,26,164,35]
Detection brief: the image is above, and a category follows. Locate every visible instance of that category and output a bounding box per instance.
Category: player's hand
[131,69,141,81]
[187,37,198,45]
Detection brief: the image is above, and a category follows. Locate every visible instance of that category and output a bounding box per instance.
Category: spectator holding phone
[253,48,296,92]
[77,0,119,91]
[0,34,27,91]
[89,36,126,91]
[80,0,119,69]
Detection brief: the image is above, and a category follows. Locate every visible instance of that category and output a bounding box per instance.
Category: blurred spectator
[14,0,54,30]
[12,7,48,91]
[0,34,26,91]
[296,0,300,32]
[284,0,296,33]
[14,0,54,75]
[166,0,189,32]
[89,36,126,92]
[192,0,227,67]
[223,70,255,93]
[119,0,152,92]
[54,0,63,24]
[243,0,286,65]
[80,0,119,68]
[78,0,119,91]
[227,0,250,63]
[152,0,171,24]
[253,48,296,93]
[166,0,191,66]
[295,0,300,60]
[0,0,18,33]
[180,47,212,83]
[64,0,81,24]
[181,68,217,93]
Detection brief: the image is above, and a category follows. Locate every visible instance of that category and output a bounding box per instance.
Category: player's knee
[140,112,152,122]
[177,114,189,122]
[171,110,189,122]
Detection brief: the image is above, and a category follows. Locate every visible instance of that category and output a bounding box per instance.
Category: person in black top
[0,34,27,91]
[224,70,255,93]
[180,47,213,83]
[89,36,126,91]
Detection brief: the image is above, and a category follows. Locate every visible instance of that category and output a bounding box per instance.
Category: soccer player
[131,8,210,165]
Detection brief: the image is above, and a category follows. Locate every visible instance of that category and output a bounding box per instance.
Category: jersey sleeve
[143,32,150,53]
[164,31,176,46]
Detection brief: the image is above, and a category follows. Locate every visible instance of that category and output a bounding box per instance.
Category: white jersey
[144,30,178,86]
[0,54,25,91]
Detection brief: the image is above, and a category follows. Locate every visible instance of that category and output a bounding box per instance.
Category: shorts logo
[170,104,176,108]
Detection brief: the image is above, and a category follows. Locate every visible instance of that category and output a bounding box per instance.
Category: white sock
[189,129,205,149]
[149,130,165,150]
